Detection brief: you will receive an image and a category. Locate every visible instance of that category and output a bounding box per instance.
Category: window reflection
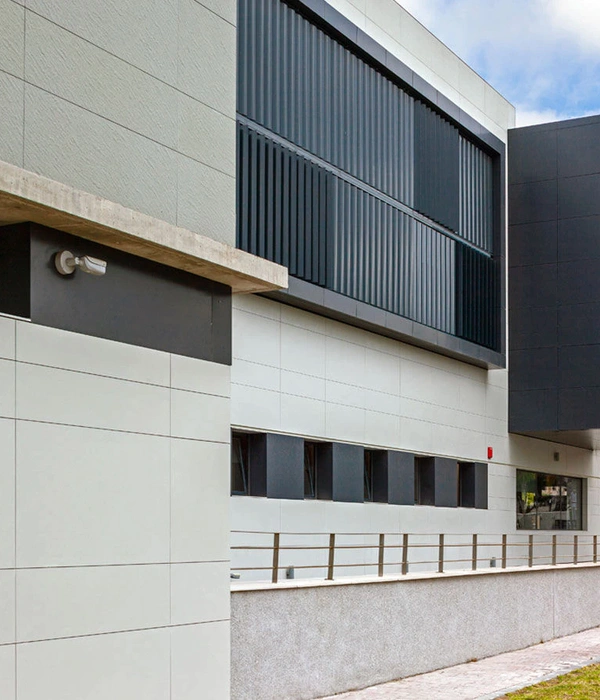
[516,470,583,530]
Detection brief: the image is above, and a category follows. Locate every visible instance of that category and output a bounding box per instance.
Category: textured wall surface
[0,0,236,245]
[231,566,600,699]
[0,315,231,700]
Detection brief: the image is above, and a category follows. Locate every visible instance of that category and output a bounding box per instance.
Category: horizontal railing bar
[232,530,592,538]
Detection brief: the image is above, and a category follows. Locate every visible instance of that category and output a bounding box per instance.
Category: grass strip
[503,663,600,699]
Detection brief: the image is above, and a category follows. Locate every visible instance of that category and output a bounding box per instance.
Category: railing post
[574,535,578,565]
[502,534,507,569]
[594,535,598,564]
[552,534,557,566]
[272,533,280,584]
[327,533,335,581]
[472,534,478,571]
[528,534,533,567]
[402,533,409,575]
[378,534,385,577]
[438,534,444,573]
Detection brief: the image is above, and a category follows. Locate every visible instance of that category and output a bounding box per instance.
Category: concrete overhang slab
[0,160,288,294]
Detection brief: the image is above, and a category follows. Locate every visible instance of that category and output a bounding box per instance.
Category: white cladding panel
[0,317,231,699]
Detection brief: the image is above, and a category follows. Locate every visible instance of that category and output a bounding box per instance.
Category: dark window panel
[414,457,435,506]
[317,442,364,503]
[248,433,304,500]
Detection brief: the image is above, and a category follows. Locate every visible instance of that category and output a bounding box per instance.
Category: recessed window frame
[457,462,474,508]
[231,431,250,496]
[304,441,318,499]
[414,457,435,506]
[516,469,584,531]
[364,450,375,502]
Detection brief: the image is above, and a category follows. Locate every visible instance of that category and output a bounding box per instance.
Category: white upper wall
[325,0,515,141]
[0,0,236,246]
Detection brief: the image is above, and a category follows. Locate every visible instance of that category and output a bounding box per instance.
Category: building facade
[230,0,598,580]
[1,0,599,699]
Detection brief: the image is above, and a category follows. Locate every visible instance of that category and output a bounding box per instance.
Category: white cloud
[548,0,600,53]
[395,0,600,122]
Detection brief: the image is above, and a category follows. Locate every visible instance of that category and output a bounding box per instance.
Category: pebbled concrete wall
[231,565,600,699]
[0,0,236,245]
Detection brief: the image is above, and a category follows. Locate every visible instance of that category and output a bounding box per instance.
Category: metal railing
[230,531,599,584]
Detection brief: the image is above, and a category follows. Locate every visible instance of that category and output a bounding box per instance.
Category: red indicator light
[487,446,493,460]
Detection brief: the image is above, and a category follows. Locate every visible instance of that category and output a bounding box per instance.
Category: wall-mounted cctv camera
[55,250,107,277]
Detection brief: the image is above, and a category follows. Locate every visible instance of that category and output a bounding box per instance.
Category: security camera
[55,250,107,277]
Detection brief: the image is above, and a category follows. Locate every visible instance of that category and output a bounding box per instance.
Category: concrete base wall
[231,566,600,699]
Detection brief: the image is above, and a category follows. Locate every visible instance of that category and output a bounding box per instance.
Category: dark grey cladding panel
[318,442,364,503]
[559,387,600,430]
[510,348,558,391]
[258,433,305,500]
[18,223,232,365]
[247,434,267,497]
[458,462,476,508]
[370,451,389,504]
[558,121,600,178]
[458,462,487,509]
[509,264,557,309]
[559,303,600,346]
[509,221,557,267]
[509,180,557,225]
[508,128,557,185]
[509,306,557,350]
[558,216,600,261]
[433,457,458,508]
[558,259,600,305]
[0,226,30,318]
[474,463,488,510]
[509,389,558,432]
[559,174,600,220]
[509,117,600,437]
[559,345,600,389]
[387,451,415,506]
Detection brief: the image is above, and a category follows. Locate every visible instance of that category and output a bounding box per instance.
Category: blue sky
[399,0,600,126]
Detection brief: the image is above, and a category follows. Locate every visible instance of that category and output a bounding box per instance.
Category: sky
[398,0,600,126]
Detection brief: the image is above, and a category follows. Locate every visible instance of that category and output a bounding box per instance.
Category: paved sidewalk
[319,626,600,699]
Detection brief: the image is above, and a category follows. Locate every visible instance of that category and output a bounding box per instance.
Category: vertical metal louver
[237,123,329,285]
[414,101,460,233]
[459,136,494,253]
[238,0,414,207]
[456,246,498,349]
[410,223,455,334]
[331,181,413,318]
[237,0,501,351]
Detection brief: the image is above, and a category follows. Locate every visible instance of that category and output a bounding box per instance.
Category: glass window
[364,451,374,502]
[304,442,317,499]
[516,470,583,530]
[231,432,249,495]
